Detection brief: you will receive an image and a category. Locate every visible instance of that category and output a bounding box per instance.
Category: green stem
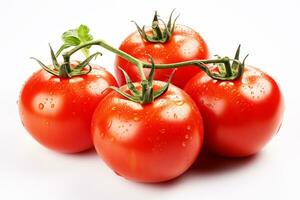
[62,40,147,81]
[62,40,243,81]
[142,58,227,69]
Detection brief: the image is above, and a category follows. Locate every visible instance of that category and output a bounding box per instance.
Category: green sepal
[59,64,71,78]
[110,56,174,104]
[49,44,60,69]
[56,43,72,57]
[69,64,92,77]
[153,69,176,99]
[232,44,241,72]
[118,67,140,96]
[133,10,179,44]
[167,9,179,34]
[74,52,102,70]
[109,86,140,103]
[236,54,249,78]
[30,57,59,76]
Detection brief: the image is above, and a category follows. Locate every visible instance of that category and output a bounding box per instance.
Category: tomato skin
[92,81,204,182]
[184,66,284,157]
[19,65,118,153]
[115,25,209,88]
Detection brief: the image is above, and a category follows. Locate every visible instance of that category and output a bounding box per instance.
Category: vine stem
[142,58,229,68]
[62,40,147,81]
[62,39,243,81]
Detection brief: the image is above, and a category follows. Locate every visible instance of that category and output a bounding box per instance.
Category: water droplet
[186,125,192,131]
[38,103,44,110]
[45,121,49,126]
[111,106,117,111]
[182,141,186,147]
[175,100,184,106]
[51,104,55,108]
[133,116,139,121]
[160,129,166,134]
[72,112,76,116]
[185,134,190,139]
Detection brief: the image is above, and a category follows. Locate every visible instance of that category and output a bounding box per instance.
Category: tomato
[115,24,209,88]
[92,81,204,182]
[19,64,118,153]
[184,66,284,157]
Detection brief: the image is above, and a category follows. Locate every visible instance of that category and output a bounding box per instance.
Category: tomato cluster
[19,11,284,183]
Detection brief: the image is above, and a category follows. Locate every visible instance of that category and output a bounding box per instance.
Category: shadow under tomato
[58,147,98,159]
[144,149,261,189]
[189,149,260,175]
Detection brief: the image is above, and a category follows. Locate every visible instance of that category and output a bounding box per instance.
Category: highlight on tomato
[92,59,204,182]
[19,25,118,153]
[184,46,284,157]
[115,10,209,88]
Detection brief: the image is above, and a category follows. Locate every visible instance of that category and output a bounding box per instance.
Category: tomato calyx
[133,9,179,44]
[31,47,102,78]
[110,57,176,104]
[213,45,249,80]
[31,25,102,78]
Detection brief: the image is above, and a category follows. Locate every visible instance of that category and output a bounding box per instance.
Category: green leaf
[81,48,90,58]
[60,24,94,57]
[78,24,93,42]
[62,30,81,45]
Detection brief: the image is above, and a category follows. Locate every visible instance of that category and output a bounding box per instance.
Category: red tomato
[19,64,118,153]
[184,66,284,157]
[115,25,209,88]
[92,81,204,182]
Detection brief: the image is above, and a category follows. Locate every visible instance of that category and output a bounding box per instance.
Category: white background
[0,0,299,199]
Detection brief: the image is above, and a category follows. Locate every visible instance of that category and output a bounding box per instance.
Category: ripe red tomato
[19,64,118,153]
[92,81,204,182]
[184,66,284,157]
[115,25,209,88]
